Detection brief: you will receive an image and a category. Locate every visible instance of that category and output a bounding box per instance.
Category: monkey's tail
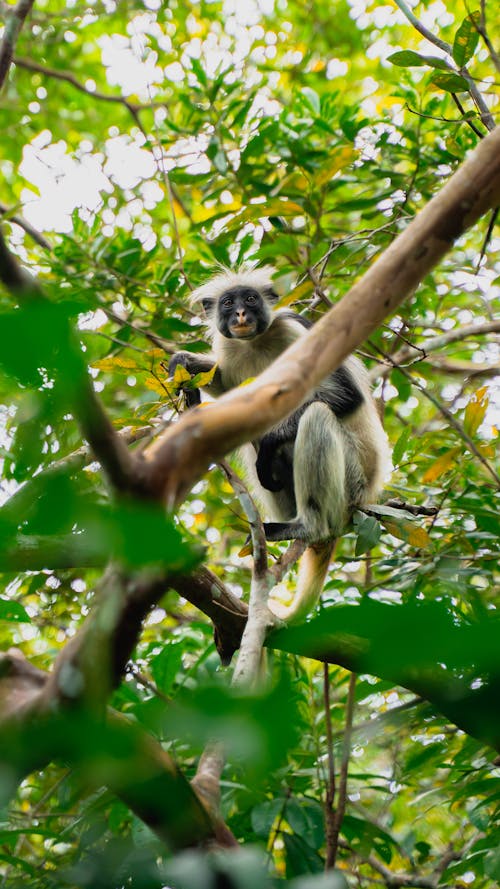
[269,538,336,624]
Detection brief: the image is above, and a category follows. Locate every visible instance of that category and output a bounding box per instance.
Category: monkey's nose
[236,310,247,323]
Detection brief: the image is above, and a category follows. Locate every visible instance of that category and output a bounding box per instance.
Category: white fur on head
[189,266,277,311]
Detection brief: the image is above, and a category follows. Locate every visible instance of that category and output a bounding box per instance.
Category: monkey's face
[216,287,271,340]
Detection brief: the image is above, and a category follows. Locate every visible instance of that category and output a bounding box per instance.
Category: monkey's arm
[321,366,364,418]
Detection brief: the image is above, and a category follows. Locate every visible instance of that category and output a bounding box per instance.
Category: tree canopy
[0,0,499,887]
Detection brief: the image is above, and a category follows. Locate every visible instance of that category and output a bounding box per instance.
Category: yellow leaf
[406,525,431,548]
[276,279,315,307]
[477,442,496,459]
[193,363,218,387]
[92,355,141,372]
[238,542,253,558]
[280,171,310,192]
[315,146,358,186]
[144,377,170,395]
[173,364,192,385]
[464,386,489,437]
[147,348,168,360]
[235,198,304,225]
[422,447,461,483]
[382,520,431,548]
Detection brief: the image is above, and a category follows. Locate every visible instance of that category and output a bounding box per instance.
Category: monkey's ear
[201,297,215,314]
[264,287,280,302]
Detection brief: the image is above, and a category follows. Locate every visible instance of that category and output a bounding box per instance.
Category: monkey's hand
[256,434,286,492]
[168,351,197,377]
[168,352,202,408]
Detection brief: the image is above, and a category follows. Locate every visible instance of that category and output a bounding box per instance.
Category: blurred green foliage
[0,0,499,886]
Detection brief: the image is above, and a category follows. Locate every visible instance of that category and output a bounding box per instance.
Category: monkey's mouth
[229,323,257,338]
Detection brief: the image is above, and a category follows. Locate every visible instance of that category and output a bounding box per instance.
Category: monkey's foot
[263,521,307,542]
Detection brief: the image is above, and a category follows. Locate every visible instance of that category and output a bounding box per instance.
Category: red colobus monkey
[169,268,391,621]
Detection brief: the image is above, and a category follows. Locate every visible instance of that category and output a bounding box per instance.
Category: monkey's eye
[222,297,233,308]
[245,294,257,305]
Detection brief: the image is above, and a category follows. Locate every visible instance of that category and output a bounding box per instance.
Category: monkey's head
[190,268,279,340]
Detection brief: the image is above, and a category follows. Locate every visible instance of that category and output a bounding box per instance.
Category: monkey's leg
[294,403,349,540]
[262,404,347,543]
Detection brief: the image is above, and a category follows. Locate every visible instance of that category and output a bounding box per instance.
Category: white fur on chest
[214,315,305,391]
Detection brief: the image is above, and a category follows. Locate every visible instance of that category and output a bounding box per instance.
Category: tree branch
[326,672,357,869]
[0,649,235,849]
[0,202,51,249]
[369,320,500,383]
[270,603,500,752]
[12,55,168,112]
[0,0,34,91]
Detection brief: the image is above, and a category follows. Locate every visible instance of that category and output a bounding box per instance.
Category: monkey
[169,267,391,621]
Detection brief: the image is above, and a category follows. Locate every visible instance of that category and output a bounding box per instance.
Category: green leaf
[0,598,31,623]
[452,12,481,67]
[150,643,183,695]
[353,512,382,555]
[301,87,321,115]
[430,71,469,93]
[392,425,412,466]
[284,833,323,878]
[388,50,429,67]
[251,798,284,838]
[286,798,325,849]
[190,57,207,86]
[388,51,450,70]
[485,847,500,880]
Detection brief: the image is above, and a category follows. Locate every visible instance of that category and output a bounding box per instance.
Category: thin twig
[475,207,499,271]
[327,672,357,869]
[369,320,500,383]
[475,0,500,75]
[450,93,485,138]
[12,55,168,112]
[372,342,500,488]
[323,664,337,869]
